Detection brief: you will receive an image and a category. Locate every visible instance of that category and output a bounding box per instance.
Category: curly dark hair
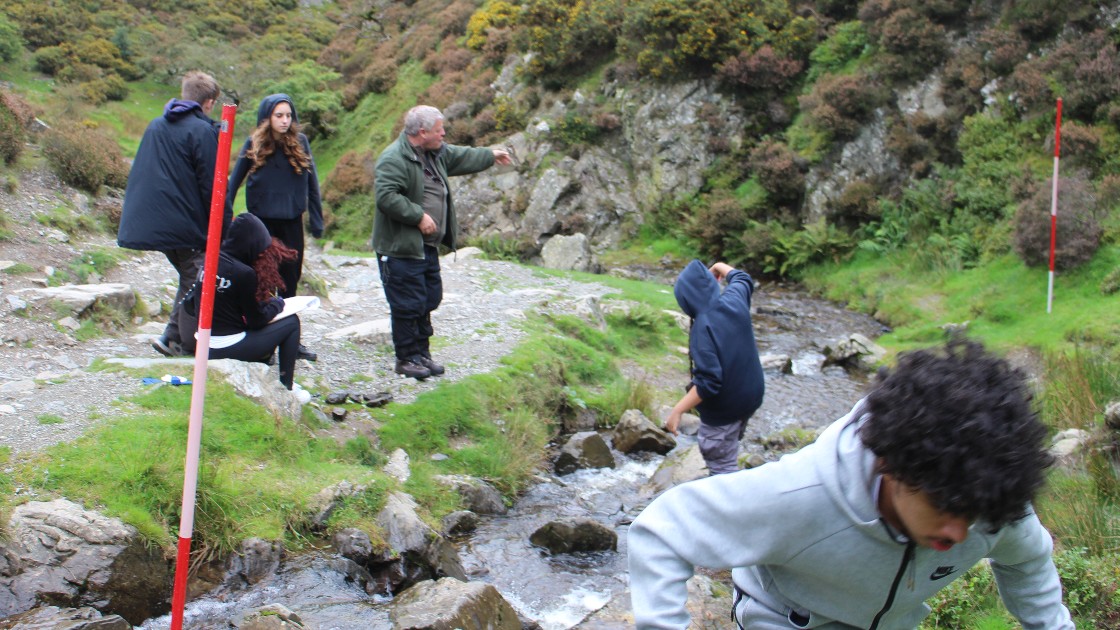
[252,237,298,302]
[860,339,1053,531]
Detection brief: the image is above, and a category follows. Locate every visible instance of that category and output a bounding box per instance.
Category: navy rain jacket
[117,99,231,251]
[674,259,765,425]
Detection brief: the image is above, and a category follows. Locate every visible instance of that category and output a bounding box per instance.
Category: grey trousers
[698,418,748,475]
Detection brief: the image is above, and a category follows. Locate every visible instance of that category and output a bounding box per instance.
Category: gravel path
[0,169,623,457]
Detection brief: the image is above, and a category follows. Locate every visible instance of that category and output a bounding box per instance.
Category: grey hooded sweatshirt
[627,402,1074,629]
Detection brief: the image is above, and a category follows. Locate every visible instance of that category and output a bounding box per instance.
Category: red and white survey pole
[1047,98,1061,314]
[170,103,236,630]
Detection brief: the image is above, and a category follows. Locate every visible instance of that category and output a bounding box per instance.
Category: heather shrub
[685,190,748,263]
[321,150,374,207]
[830,179,882,227]
[874,8,948,81]
[1013,176,1101,270]
[716,45,803,98]
[799,72,887,141]
[423,38,473,75]
[940,47,986,116]
[0,106,22,165]
[976,27,1028,76]
[42,124,130,193]
[747,140,805,206]
[1059,122,1104,175]
[358,55,399,95]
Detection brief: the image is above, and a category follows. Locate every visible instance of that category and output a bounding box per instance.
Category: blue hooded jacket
[674,259,764,424]
[228,93,323,236]
[118,98,232,251]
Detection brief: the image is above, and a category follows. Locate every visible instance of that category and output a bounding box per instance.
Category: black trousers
[162,248,204,343]
[378,246,442,361]
[178,311,301,390]
[257,216,304,299]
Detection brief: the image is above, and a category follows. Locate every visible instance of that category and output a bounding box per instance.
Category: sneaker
[152,336,184,357]
[292,383,312,405]
[297,344,318,362]
[395,358,430,380]
[417,354,445,376]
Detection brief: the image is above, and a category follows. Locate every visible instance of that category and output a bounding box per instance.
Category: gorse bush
[41,123,129,193]
[1013,176,1101,270]
[0,13,21,63]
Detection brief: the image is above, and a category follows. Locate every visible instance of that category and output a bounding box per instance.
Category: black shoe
[297,344,318,362]
[152,336,184,357]
[417,354,445,376]
[395,358,430,380]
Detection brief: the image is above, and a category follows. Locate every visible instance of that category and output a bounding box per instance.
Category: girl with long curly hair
[229,93,323,362]
[177,214,304,391]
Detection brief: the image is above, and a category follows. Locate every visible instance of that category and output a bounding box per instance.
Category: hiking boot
[417,354,445,376]
[297,344,318,362]
[152,335,184,357]
[395,358,430,380]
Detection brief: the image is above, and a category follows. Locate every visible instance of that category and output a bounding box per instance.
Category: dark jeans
[178,311,301,390]
[162,248,205,343]
[378,246,442,360]
[257,216,304,299]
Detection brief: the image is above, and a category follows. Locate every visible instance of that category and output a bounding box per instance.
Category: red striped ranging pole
[170,103,236,630]
[1047,98,1061,314]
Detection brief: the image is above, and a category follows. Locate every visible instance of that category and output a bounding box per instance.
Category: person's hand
[271,296,285,308]
[709,262,733,281]
[492,148,513,166]
[665,409,682,435]
[419,213,437,235]
[310,228,323,239]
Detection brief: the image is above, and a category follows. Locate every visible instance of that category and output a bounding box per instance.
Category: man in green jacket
[373,105,512,379]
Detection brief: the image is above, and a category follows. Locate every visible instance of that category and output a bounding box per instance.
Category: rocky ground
[0,168,671,459]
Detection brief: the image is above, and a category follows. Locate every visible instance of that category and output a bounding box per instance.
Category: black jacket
[228,94,323,236]
[674,259,765,424]
[184,214,283,336]
[117,99,232,251]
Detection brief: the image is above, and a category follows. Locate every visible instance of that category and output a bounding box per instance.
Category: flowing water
[140,283,885,629]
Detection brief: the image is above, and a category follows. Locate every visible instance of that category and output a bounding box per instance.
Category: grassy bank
[0,302,680,561]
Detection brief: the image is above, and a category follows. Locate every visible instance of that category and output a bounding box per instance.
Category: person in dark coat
[177,213,303,391]
[228,93,323,362]
[117,70,230,358]
[667,260,765,474]
[373,105,512,380]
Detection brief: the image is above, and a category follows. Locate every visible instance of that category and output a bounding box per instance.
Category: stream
[139,282,886,629]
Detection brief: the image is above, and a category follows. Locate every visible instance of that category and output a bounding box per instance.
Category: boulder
[554,432,615,475]
[434,475,507,515]
[390,577,521,630]
[641,444,708,496]
[17,284,135,318]
[820,333,887,369]
[239,603,305,630]
[529,519,617,555]
[224,538,283,589]
[611,409,676,455]
[375,492,467,592]
[440,511,480,538]
[1105,400,1120,431]
[540,233,596,273]
[0,605,130,630]
[0,499,170,625]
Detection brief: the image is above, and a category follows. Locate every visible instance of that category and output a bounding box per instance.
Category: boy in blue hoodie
[668,260,765,475]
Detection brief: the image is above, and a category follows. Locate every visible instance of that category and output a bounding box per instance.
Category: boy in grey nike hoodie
[628,339,1073,629]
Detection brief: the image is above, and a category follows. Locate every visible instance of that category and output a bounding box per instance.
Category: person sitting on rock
[177,213,302,390]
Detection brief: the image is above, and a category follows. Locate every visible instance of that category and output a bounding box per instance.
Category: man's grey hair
[403,105,444,136]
